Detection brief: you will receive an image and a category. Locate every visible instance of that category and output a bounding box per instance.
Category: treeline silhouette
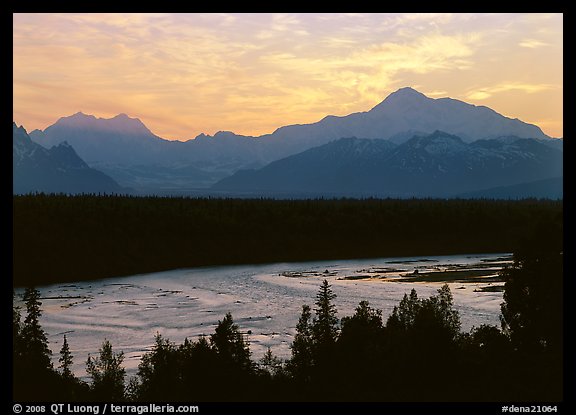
[13,194,562,286]
[13,224,562,402]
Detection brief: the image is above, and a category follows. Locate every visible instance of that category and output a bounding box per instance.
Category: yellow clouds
[256,13,310,39]
[466,83,557,101]
[13,13,263,139]
[519,39,549,49]
[467,91,492,101]
[253,32,479,119]
[465,83,562,137]
[357,33,477,74]
[13,13,563,139]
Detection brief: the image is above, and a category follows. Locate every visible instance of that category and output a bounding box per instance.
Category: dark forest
[13,249,563,402]
[13,194,562,286]
[12,194,563,404]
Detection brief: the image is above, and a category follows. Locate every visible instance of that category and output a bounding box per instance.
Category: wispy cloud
[466,82,557,100]
[421,90,449,98]
[13,13,563,139]
[256,13,310,40]
[518,38,549,48]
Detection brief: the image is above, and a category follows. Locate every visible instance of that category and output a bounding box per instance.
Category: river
[14,253,512,378]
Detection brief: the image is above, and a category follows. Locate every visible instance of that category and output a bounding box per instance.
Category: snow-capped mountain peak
[371,86,431,111]
[25,87,556,195]
[52,112,153,136]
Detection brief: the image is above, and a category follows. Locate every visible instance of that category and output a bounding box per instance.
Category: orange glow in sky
[13,13,563,140]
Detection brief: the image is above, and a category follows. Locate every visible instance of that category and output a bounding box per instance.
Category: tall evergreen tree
[59,335,74,379]
[311,280,339,349]
[13,293,22,362]
[210,312,252,371]
[289,304,314,381]
[21,287,52,371]
[86,339,126,401]
[56,335,89,401]
[500,250,562,353]
[14,288,59,401]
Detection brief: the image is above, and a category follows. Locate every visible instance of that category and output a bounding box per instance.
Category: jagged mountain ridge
[30,112,170,165]
[28,87,554,192]
[212,131,563,198]
[263,87,549,151]
[30,112,272,167]
[30,113,270,189]
[13,123,123,194]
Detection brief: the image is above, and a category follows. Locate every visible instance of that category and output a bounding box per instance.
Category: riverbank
[14,252,510,378]
[13,194,562,287]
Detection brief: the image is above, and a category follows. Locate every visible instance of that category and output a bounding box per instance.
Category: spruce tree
[21,287,52,371]
[289,304,314,380]
[14,288,58,401]
[311,280,339,349]
[59,335,74,379]
[13,293,22,362]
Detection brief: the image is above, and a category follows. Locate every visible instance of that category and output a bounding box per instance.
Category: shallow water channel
[14,253,512,377]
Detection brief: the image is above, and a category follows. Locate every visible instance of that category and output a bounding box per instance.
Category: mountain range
[213,132,562,198]
[17,87,563,198]
[13,123,123,194]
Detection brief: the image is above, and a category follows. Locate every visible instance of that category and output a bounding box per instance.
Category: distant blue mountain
[13,122,124,194]
[29,113,264,189]
[28,88,554,193]
[264,87,549,154]
[212,132,563,198]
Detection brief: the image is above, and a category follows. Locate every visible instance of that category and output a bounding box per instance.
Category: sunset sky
[13,13,563,140]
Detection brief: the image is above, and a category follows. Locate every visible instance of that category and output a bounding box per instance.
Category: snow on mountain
[399,130,468,156]
[29,113,271,189]
[26,87,555,194]
[46,112,155,137]
[212,131,562,198]
[267,87,549,151]
[30,112,167,165]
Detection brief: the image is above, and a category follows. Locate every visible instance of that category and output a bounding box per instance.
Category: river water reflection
[14,253,512,377]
